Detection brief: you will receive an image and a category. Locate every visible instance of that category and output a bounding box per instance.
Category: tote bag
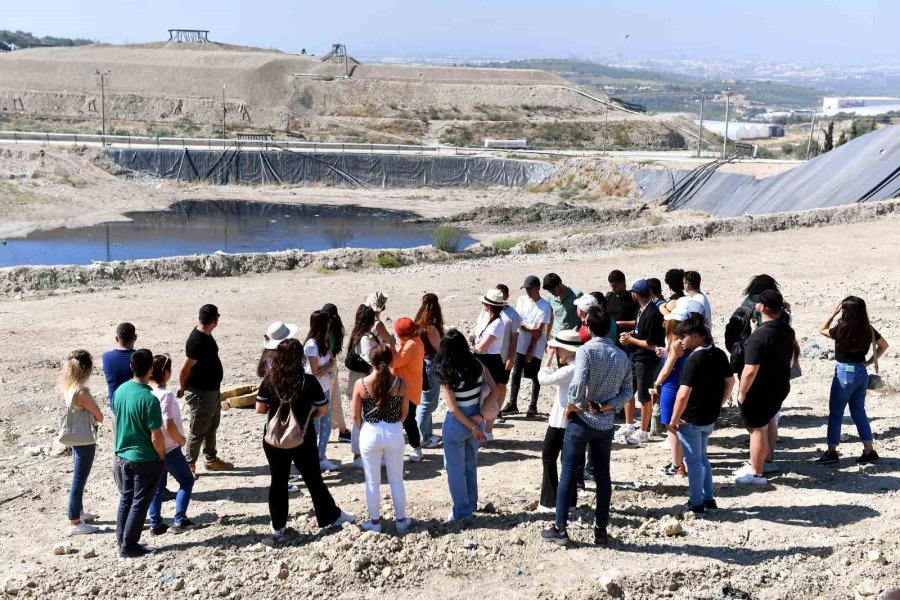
[57,387,97,447]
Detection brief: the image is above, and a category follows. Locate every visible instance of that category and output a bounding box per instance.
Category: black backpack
[724,303,754,375]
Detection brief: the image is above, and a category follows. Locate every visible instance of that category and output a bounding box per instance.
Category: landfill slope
[634,125,900,216]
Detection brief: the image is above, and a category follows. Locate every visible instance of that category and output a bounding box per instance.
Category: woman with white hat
[651,297,704,476]
[537,330,583,513]
[471,289,508,441]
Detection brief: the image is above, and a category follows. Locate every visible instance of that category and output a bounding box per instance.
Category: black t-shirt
[744,320,795,400]
[257,374,326,432]
[631,301,666,364]
[606,291,639,324]
[830,326,881,364]
[668,291,685,302]
[680,346,732,425]
[185,328,224,391]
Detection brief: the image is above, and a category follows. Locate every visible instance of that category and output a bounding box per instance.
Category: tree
[870,120,878,132]
[850,121,859,140]
[837,131,848,147]
[823,121,834,152]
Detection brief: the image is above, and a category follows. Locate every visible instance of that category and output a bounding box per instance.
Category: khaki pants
[330,368,348,432]
[184,388,221,464]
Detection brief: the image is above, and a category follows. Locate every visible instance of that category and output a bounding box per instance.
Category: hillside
[0,29,94,48]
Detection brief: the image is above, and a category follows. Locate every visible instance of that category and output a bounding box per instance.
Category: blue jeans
[417,359,440,444]
[68,444,96,521]
[676,423,715,508]
[555,414,613,530]
[148,448,195,528]
[314,390,332,461]
[442,405,481,519]
[827,362,872,446]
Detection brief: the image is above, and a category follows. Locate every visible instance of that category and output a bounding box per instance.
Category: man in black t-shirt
[605,270,639,333]
[178,304,232,476]
[619,279,666,445]
[735,290,795,486]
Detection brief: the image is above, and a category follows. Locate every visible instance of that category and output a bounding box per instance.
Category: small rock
[52,542,74,555]
[246,543,266,553]
[352,555,371,572]
[857,581,878,598]
[173,579,185,591]
[659,518,684,537]
[843,557,853,566]
[600,574,624,598]
[462,540,478,550]
[523,500,539,512]
[217,584,231,597]
[212,573,225,582]
[316,561,332,574]
[868,549,887,565]
[382,567,392,578]
[81,548,97,559]
[24,446,43,457]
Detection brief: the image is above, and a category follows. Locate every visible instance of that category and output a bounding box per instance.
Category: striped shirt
[567,336,633,431]
[452,370,484,407]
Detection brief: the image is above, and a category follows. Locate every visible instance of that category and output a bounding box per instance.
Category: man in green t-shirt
[114,349,166,558]
[543,272,583,339]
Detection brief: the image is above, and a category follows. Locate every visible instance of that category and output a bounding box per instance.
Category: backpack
[724,303,754,375]
[263,379,315,450]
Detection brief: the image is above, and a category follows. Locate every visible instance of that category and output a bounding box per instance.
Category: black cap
[321,303,338,318]
[521,275,540,289]
[757,289,784,311]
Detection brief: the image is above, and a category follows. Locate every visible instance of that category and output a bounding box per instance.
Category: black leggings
[263,430,340,530]
[540,426,577,509]
[402,409,421,449]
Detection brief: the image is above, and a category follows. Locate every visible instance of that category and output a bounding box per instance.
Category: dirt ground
[1,211,899,599]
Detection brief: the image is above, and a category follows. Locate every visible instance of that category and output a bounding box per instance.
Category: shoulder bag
[57,387,98,447]
[868,331,884,391]
[478,364,501,421]
[264,379,315,450]
[345,333,374,374]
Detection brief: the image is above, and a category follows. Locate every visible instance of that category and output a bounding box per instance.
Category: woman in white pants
[352,344,412,534]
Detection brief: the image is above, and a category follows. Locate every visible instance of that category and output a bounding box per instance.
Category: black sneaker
[856,450,880,464]
[149,524,169,536]
[499,403,519,416]
[337,430,352,443]
[703,499,718,511]
[171,518,195,533]
[525,406,539,418]
[594,527,609,546]
[815,449,840,465]
[686,502,705,515]
[541,524,569,546]
[119,544,154,558]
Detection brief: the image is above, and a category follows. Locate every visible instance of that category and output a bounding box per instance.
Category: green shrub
[432,222,462,253]
[438,125,474,147]
[374,251,401,268]
[491,236,530,251]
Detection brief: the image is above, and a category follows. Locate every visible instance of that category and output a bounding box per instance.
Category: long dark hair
[367,344,395,413]
[833,296,872,354]
[305,310,331,357]
[349,304,376,350]
[322,304,344,356]
[744,274,780,298]
[414,293,444,336]
[269,338,306,402]
[256,349,275,378]
[434,329,482,388]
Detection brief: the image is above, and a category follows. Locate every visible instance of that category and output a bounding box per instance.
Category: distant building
[698,120,784,141]
[823,97,900,116]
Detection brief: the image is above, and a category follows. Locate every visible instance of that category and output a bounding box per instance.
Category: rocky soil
[1,215,900,599]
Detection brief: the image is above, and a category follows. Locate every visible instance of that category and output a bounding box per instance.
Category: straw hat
[547,329,586,353]
[480,288,508,307]
[263,321,299,349]
[365,291,389,312]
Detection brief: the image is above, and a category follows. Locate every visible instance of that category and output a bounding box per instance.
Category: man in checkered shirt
[542,308,632,547]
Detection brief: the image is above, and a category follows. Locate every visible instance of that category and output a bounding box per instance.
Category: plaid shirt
[567,336,633,431]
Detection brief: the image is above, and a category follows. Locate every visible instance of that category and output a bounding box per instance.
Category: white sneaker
[625,429,650,446]
[328,510,356,528]
[735,473,768,486]
[395,517,413,535]
[319,459,338,472]
[763,461,779,474]
[536,504,556,514]
[81,510,99,523]
[68,522,99,536]
[287,483,300,493]
[360,520,382,534]
[422,437,442,449]
[615,424,638,441]
[408,448,423,463]
[352,457,364,470]
[484,432,495,443]
[732,463,754,478]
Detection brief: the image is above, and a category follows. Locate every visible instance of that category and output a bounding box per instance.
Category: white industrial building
[822,97,900,116]
[697,120,785,141]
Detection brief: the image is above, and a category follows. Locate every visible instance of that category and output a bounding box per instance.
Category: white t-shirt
[538,364,575,429]
[474,311,506,356]
[304,339,334,393]
[356,332,379,368]
[515,296,552,359]
[691,292,713,325]
[152,388,185,453]
[499,306,522,362]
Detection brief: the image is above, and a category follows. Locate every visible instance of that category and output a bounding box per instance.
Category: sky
[5,0,899,63]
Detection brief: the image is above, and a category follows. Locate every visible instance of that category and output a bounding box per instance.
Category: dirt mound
[443,201,647,228]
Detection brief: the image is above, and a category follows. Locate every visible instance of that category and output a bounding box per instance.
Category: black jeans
[116,458,165,551]
[508,353,541,410]
[555,414,614,530]
[540,426,577,509]
[402,408,421,449]
[263,429,340,530]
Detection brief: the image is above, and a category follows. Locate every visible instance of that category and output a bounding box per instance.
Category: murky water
[0,200,469,267]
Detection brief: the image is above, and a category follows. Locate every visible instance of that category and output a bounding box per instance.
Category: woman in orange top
[392,317,425,462]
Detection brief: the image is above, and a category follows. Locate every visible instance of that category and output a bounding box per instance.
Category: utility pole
[805,112,818,160]
[222,85,226,149]
[604,98,610,154]
[722,88,733,159]
[697,91,705,158]
[95,69,111,137]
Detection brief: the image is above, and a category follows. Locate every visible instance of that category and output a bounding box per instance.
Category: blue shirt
[102,348,134,411]
[567,337,633,431]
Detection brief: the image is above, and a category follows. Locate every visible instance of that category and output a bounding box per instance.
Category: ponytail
[368,344,394,413]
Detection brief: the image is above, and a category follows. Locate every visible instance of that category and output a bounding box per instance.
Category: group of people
[58,269,889,553]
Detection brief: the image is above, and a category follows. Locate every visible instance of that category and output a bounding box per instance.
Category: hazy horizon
[5,0,899,65]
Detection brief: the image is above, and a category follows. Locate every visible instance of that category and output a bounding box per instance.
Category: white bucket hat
[480,288,508,307]
[664,297,705,322]
[547,329,585,353]
[365,291,389,312]
[264,321,299,349]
